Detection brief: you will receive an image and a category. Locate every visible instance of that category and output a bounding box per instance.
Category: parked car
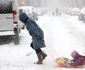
[78,13,84,21]
[36,8,42,16]
[67,8,72,14]
[31,11,38,20]
[70,8,80,15]
[78,7,85,21]
[27,6,38,20]
[0,0,22,45]
[18,6,38,20]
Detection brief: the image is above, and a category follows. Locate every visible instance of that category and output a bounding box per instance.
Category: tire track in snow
[61,17,85,54]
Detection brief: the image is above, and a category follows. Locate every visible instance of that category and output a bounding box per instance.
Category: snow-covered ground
[0,12,85,70]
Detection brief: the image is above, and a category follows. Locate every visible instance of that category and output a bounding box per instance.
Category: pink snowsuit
[71,54,85,66]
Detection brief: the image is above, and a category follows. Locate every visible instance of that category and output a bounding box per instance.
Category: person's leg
[30,42,47,64]
[35,48,43,64]
[35,48,41,54]
[35,48,47,64]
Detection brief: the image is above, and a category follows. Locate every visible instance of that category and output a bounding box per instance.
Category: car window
[0,2,13,14]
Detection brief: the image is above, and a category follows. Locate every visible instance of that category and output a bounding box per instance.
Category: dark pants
[30,42,41,54]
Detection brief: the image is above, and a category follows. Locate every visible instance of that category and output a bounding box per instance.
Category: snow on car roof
[80,7,85,13]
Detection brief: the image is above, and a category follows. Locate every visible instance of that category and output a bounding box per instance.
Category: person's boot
[41,51,47,60]
[35,53,43,64]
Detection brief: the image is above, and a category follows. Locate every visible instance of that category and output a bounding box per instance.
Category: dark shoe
[36,53,43,64]
[34,61,43,64]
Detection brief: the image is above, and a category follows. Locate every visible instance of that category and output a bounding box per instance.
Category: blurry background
[18,0,85,9]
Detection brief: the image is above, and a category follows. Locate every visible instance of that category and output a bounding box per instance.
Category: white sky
[41,0,69,8]
[41,0,85,9]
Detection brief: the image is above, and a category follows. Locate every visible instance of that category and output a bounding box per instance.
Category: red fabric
[71,55,85,66]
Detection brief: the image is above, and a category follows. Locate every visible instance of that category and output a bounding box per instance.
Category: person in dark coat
[55,8,59,16]
[19,12,47,64]
[65,50,85,67]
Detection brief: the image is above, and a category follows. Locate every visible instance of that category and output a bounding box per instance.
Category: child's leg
[35,48,43,64]
[35,48,47,64]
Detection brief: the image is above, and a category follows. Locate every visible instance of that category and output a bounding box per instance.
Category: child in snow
[64,50,85,67]
[19,12,47,64]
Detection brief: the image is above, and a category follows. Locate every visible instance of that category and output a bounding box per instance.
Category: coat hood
[71,50,80,60]
[19,12,29,23]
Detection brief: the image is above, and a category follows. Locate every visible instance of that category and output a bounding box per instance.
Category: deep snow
[0,12,85,70]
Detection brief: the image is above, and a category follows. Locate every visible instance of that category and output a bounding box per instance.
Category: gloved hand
[64,61,71,67]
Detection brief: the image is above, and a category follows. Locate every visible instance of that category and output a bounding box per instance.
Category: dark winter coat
[19,12,46,49]
[71,53,85,66]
